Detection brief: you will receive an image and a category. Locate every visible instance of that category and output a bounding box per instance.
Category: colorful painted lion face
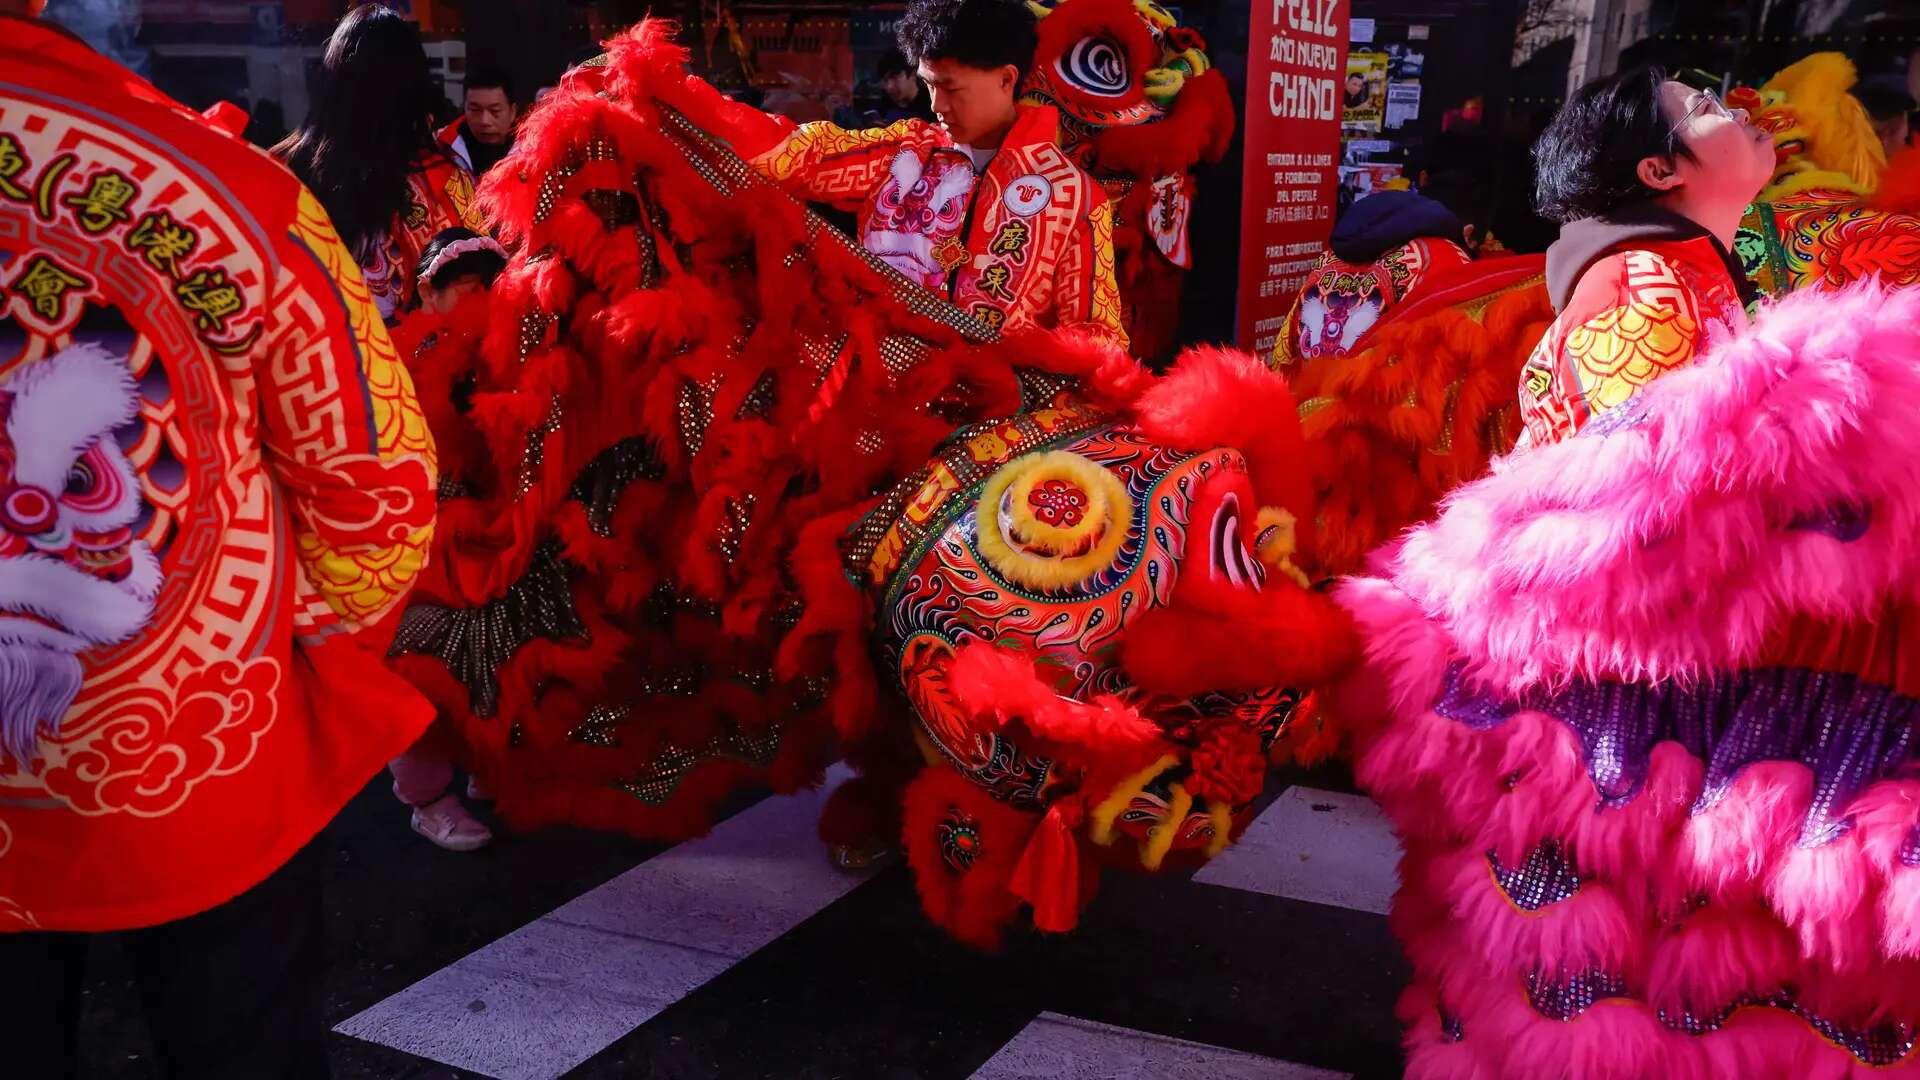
[1726,52,1887,202]
[0,344,160,759]
[1021,0,1217,163]
[868,148,976,289]
[868,405,1299,871]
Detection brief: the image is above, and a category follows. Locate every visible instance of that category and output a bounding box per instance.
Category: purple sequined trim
[1787,500,1872,542]
[1487,841,1582,911]
[1580,388,1655,437]
[1528,972,1919,1065]
[1902,823,1920,868]
[1434,663,1918,847]
[1525,968,1630,1022]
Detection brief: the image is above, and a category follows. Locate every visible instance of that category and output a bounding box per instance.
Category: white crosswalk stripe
[334,764,871,1080]
[972,1013,1351,1080]
[333,776,1404,1078]
[1193,786,1401,914]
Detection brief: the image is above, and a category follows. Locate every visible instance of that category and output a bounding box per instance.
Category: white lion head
[0,343,159,760]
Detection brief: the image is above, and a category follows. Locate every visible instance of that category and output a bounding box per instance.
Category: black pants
[0,835,330,1079]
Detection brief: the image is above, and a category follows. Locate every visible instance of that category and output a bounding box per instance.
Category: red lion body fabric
[393,23,1351,947]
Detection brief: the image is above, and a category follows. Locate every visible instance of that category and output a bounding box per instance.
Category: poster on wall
[1236,0,1350,356]
[1385,80,1422,128]
[1343,51,1388,132]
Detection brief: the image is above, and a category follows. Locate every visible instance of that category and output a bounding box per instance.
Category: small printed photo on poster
[1336,162,1406,213]
[1384,42,1426,79]
[1342,138,1393,166]
[1385,81,1422,129]
[1343,52,1388,133]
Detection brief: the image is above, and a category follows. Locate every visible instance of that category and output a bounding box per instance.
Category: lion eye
[66,461,96,497]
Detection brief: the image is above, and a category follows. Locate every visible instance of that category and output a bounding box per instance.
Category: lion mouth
[0,609,63,632]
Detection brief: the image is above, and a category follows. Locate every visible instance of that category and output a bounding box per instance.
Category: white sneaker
[465,774,492,802]
[410,794,493,852]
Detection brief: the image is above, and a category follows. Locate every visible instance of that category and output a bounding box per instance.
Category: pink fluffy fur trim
[1384,282,1920,696]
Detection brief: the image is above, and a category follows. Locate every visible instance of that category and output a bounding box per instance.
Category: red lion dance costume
[1020,0,1235,361]
[390,24,1352,948]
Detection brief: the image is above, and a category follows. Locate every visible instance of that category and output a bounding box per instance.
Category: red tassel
[1009,801,1093,934]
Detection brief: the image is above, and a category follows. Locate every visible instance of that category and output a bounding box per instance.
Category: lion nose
[0,484,58,536]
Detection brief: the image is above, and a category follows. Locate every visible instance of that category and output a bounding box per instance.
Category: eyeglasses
[1667,87,1738,140]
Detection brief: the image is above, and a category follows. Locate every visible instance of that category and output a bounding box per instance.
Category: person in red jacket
[0,14,436,1076]
[436,62,519,179]
[1517,69,1775,446]
[677,0,1127,345]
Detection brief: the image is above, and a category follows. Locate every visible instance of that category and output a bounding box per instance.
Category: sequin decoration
[1487,841,1582,911]
[936,806,983,873]
[608,719,786,805]
[387,542,588,718]
[580,187,641,231]
[717,494,756,564]
[1655,989,1918,1067]
[734,370,778,420]
[517,395,564,498]
[676,377,718,456]
[1524,968,1631,1022]
[1437,1005,1465,1044]
[518,311,555,361]
[436,475,474,503]
[567,437,665,537]
[1433,661,1918,847]
[568,705,629,747]
[1901,823,1920,867]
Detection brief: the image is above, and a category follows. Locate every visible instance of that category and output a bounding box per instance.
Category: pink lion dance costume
[1331,281,1920,1078]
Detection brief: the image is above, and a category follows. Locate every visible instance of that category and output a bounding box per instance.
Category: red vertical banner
[1237,0,1349,355]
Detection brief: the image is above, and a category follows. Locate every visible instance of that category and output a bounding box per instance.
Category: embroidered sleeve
[1055,193,1128,347]
[1561,249,1705,423]
[747,118,932,210]
[265,190,437,642]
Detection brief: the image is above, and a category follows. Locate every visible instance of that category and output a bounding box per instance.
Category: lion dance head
[0,344,160,760]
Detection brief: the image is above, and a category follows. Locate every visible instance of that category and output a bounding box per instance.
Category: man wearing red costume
[0,14,436,1074]
[680,0,1127,344]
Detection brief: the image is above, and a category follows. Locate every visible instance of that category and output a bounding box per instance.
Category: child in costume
[275,4,485,321]
[1325,66,1920,1078]
[0,13,436,1072]
[669,0,1127,346]
[387,227,509,852]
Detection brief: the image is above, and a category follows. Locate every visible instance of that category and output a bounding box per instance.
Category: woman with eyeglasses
[1514,67,1775,445]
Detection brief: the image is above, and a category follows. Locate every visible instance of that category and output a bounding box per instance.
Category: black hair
[1532,65,1695,224]
[414,227,506,294]
[466,61,515,103]
[896,0,1039,82]
[274,5,450,256]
